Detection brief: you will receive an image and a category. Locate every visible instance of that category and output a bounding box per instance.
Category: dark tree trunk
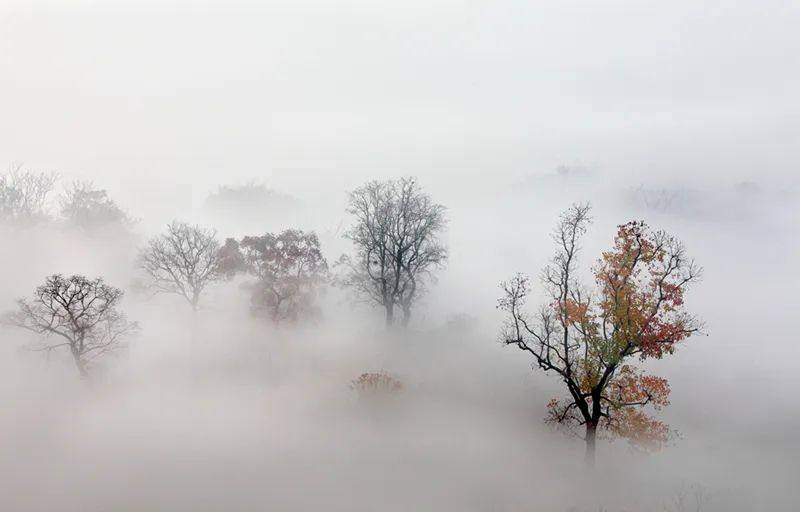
[72,351,89,379]
[385,302,395,328]
[401,305,411,328]
[585,422,597,467]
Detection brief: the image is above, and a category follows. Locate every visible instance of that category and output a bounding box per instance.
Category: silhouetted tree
[341,177,447,328]
[3,274,138,378]
[59,181,134,230]
[0,164,57,224]
[236,230,328,324]
[498,203,702,465]
[137,221,222,311]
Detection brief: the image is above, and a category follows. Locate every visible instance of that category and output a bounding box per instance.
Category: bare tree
[2,274,138,378]
[0,164,58,224]
[137,221,223,311]
[499,203,702,465]
[341,177,447,328]
[59,181,134,230]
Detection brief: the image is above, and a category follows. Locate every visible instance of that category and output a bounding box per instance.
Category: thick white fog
[1,2,799,511]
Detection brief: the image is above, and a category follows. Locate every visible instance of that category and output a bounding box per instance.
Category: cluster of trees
[0,164,133,230]
[2,176,447,380]
[134,177,448,327]
[1,172,704,466]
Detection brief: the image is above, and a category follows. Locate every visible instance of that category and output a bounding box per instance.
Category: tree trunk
[72,352,89,379]
[401,305,411,329]
[585,422,597,467]
[385,302,395,328]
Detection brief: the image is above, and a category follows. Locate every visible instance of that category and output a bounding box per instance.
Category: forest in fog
[2,2,799,511]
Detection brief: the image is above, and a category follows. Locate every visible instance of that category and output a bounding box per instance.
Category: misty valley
[2,3,799,511]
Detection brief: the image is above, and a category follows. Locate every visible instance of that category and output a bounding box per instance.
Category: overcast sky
[2,1,798,205]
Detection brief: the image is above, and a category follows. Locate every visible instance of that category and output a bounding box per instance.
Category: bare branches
[0,164,58,225]
[498,203,702,463]
[342,177,447,328]
[2,274,138,378]
[137,221,222,311]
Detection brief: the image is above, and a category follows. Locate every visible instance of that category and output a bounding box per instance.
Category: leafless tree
[59,181,134,230]
[2,274,138,378]
[137,221,223,311]
[341,177,447,328]
[0,164,58,224]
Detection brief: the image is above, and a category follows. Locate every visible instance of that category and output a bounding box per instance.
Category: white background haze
[1,2,798,511]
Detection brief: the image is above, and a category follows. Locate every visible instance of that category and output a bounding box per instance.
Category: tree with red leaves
[236,229,329,325]
[498,203,702,465]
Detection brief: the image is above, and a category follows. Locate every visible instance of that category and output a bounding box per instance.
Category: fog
[1,2,799,511]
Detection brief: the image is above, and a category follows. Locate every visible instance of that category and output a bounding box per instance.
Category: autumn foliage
[221,230,328,324]
[499,205,702,462]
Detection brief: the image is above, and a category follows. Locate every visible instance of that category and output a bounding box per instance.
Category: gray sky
[2,1,798,204]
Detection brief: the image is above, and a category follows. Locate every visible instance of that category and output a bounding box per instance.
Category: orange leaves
[500,205,701,458]
[604,407,672,451]
[546,365,674,450]
[603,366,672,449]
[563,299,590,325]
[593,220,699,359]
[608,365,671,409]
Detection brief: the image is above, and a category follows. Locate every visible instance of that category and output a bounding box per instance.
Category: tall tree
[342,177,447,328]
[228,230,328,324]
[3,274,138,378]
[498,204,702,465]
[137,221,223,311]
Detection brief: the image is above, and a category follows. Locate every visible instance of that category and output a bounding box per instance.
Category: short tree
[137,221,223,311]
[342,177,447,328]
[59,181,134,230]
[218,237,247,279]
[0,164,58,224]
[235,229,328,324]
[350,371,403,397]
[3,274,138,378]
[498,204,702,465]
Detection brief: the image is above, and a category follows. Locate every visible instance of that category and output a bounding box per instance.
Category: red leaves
[546,366,673,450]
[500,206,701,455]
[608,365,671,409]
[603,365,673,450]
[544,221,696,449]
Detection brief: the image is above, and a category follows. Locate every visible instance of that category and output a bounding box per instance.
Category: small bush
[350,371,403,396]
